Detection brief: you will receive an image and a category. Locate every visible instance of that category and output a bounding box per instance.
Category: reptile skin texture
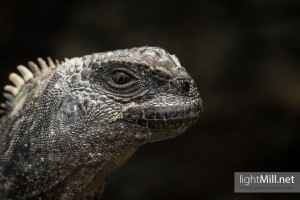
[0,47,203,199]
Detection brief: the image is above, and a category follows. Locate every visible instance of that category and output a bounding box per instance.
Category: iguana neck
[0,69,140,199]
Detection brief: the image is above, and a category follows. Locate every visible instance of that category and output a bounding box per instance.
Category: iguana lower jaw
[122,100,202,142]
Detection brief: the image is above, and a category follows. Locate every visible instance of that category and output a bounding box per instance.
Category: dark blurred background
[0,0,300,199]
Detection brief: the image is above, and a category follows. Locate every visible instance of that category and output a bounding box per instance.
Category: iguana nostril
[180,80,191,93]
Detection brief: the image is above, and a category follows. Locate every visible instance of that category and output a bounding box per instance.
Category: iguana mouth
[123,102,202,130]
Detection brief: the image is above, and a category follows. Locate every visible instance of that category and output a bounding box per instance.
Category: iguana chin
[0,46,203,199]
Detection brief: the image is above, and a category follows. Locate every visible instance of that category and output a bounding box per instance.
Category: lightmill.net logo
[234,172,300,193]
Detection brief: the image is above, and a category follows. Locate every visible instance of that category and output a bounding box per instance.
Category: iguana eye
[94,63,145,97]
[111,71,132,84]
[106,68,139,90]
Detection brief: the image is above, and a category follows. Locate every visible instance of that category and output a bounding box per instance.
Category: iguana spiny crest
[0,47,203,199]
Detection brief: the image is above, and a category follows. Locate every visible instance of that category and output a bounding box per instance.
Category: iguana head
[1,47,203,148]
[62,47,203,145]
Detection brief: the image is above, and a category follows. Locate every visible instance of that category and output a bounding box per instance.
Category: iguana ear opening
[0,57,59,116]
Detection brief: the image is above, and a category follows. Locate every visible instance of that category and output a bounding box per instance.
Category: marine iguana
[0,46,203,199]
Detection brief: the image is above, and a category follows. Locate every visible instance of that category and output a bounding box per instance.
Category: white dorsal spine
[28,61,42,76]
[9,73,25,90]
[17,65,34,82]
[37,58,49,72]
[47,57,56,68]
[4,85,19,96]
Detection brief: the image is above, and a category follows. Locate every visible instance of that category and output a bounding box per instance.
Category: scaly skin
[0,47,203,199]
